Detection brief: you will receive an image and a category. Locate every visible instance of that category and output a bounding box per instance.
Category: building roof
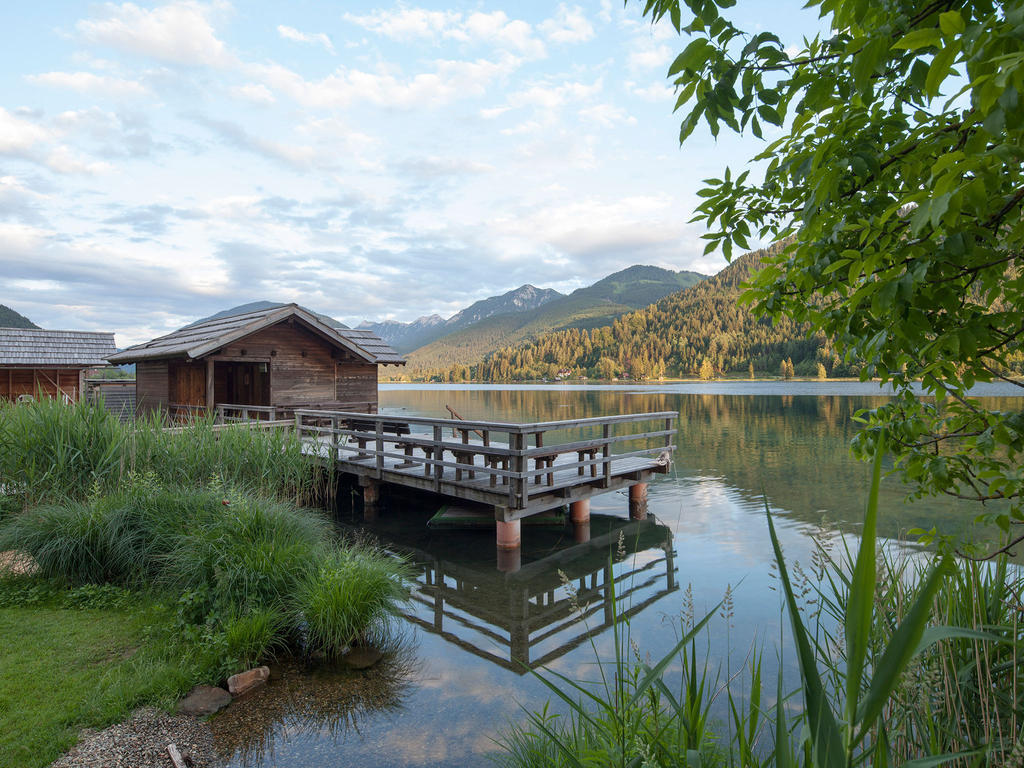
[0,328,117,367]
[108,303,406,365]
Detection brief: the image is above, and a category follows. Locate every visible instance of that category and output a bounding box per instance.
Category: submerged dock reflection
[356,510,678,674]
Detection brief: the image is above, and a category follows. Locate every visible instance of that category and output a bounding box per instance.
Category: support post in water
[570,499,590,523]
[629,482,648,520]
[361,477,381,521]
[496,518,521,550]
[570,499,591,542]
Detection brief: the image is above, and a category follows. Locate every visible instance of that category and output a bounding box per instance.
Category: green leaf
[669,38,712,76]
[892,28,942,50]
[938,11,965,37]
[855,558,950,739]
[765,501,846,768]
[926,43,959,98]
[844,444,884,731]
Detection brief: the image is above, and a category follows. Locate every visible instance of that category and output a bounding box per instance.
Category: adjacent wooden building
[108,304,404,418]
[0,328,117,402]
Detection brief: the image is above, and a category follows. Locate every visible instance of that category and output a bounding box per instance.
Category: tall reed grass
[0,479,411,680]
[498,442,1024,767]
[0,398,322,507]
[0,399,411,682]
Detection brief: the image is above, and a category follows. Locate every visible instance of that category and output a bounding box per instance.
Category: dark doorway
[214,361,270,406]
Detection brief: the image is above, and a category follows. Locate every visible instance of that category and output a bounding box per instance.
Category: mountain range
[0,304,39,329]
[361,265,704,369]
[359,283,564,353]
[451,244,845,381]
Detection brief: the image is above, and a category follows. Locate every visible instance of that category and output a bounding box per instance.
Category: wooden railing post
[602,423,611,488]
[433,425,443,491]
[513,432,527,508]
[665,417,673,449]
[375,419,384,478]
[331,415,339,460]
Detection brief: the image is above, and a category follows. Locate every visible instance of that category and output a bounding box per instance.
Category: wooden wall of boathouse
[0,368,86,402]
[135,320,379,417]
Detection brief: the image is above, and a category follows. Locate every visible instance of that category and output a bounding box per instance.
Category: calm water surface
[214,382,1023,768]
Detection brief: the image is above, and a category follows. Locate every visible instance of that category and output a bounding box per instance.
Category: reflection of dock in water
[359,512,677,674]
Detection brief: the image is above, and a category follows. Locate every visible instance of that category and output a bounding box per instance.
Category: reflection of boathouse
[360,512,677,674]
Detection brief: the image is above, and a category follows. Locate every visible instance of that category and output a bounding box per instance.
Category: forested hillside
[0,305,39,329]
[431,245,853,381]
[402,265,704,373]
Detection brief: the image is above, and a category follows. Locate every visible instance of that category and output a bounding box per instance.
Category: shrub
[297,546,410,657]
[162,494,333,614]
[0,498,154,585]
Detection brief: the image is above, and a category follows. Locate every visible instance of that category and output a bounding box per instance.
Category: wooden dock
[292,408,676,553]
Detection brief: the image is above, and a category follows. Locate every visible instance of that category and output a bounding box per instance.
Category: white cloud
[232,83,275,104]
[579,103,635,127]
[344,8,545,58]
[76,1,232,67]
[0,108,49,154]
[629,43,673,71]
[539,5,594,44]
[44,146,111,175]
[629,81,675,102]
[26,71,149,97]
[249,56,510,110]
[344,8,459,41]
[277,25,335,54]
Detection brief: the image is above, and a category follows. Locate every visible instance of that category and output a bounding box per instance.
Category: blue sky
[0,1,826,345]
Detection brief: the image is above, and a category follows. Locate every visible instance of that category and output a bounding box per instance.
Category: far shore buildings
[0,328,117,403]
[108,303,405,418]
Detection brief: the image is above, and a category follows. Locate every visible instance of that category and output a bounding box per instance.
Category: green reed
[0,398,323,508]
[497,439,1022,767]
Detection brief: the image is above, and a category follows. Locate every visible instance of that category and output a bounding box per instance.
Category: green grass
[0,604,185,768]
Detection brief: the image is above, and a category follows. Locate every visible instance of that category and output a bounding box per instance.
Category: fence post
[331,415,339,460]
[512,432,527,509]
[602,423,611,488]
[375,419,384,478]
[433,425,443,491]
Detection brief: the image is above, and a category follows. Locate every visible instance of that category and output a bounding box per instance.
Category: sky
[0,1,826,346]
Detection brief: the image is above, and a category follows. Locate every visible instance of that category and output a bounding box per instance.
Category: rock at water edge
[227,666,270,696]
[177,685,232,716]
[342,645,383,670]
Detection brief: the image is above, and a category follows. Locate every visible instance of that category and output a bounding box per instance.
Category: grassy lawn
[0,605,182,768]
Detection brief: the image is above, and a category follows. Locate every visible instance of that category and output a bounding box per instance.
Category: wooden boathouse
[108,304,404,418]
[115,303,674,557]
[0,328,117,403]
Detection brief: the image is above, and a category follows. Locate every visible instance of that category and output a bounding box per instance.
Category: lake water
[213,382,1023,768]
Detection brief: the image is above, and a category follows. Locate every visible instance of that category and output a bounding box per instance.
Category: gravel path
[50,707,216,768]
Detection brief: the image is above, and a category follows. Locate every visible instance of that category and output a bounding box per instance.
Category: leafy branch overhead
[644,0,1024,537]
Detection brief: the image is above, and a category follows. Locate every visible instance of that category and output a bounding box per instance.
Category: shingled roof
[108,304,405,365]
[0,328,117,367]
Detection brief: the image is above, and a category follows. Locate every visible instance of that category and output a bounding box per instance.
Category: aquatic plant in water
[497,440,1023,767]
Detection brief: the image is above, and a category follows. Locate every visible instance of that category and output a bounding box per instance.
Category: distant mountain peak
[0,304,40,329]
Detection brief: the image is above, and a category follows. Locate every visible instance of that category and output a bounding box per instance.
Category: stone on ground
[176,685,232,716]
[226,666,270,696]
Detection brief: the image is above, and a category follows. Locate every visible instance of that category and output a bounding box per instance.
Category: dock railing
[293,409,676,509]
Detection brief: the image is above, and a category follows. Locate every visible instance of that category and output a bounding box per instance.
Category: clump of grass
[0,399,324,508]
[162,493,333,613]
[297,546,412,658]
[0,498,152,585]
[0,479,410,681]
